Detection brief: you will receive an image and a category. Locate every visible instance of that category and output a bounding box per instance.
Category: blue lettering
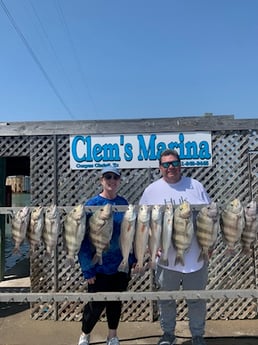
[199,141,211,159]
[185,142,198,158]
[124,143,133,161]
[138,134,157,160]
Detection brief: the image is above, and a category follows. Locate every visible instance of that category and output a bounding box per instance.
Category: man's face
[159,154,181,184]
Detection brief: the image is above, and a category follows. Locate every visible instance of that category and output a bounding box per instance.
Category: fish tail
[198,250,209,262]
[225,247,236,257]
[158,258,169,266]
[91,253,102,265]
[12,246,21,255]
[174,255,185,266]
[148,260,157,270]
[240,246,252,257]
[66,256,75,268]
[118,261,129,273]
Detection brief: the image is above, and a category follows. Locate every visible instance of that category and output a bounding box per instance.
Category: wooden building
[0,114,257,322]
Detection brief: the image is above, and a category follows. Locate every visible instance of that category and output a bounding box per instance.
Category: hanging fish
[196,202,220,262]
[241,200,257,256]
[88,204,113,265]
[11,206,30,254]
[172,200,194,266]
[64,204,86,266]
[27,206,44,252]
[118,204,137,273]
[220,198,245,255]
[159,203,174,266]
[133,204,151,275]
[148,204,163,269]
[42,205,60,255]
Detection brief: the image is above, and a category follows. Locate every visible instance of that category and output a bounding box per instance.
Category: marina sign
[70,132,212,170]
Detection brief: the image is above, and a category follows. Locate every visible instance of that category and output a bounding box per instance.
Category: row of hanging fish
[10,199,258,272]
[118,199,258,275]
[221,199,258,256]
[11,204,87,266]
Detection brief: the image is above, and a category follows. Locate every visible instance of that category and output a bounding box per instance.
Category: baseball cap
[101,166,121,176]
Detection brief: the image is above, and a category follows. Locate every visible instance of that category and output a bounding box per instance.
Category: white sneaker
[78,333,90,345]
[106,336,120,345]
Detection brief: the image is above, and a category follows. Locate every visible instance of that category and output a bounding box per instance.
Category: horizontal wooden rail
[1,289,258,303]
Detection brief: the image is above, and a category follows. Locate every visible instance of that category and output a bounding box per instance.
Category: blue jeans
[156,263,208,337]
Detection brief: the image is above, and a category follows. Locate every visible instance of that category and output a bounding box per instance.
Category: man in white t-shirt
[139,149,211,345]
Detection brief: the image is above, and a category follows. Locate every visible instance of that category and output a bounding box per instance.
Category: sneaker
[157,333,176,345]
[106,336,120,345]
[78,333,90,345]
[192,336,206,345]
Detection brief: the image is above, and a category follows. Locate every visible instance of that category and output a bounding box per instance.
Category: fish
[27,206,44,252]
[42,205,60,255]
[241,200,257,256]
[11,206,30,254]
[159,203,174,266]
[133,204,151,275]
[172,200,194,266]
[220,198,245,255]
[148,204,163,269]
[88,203,113,265]
[64,204,86,265]
[196,202,220,262]
[118,204,137,273]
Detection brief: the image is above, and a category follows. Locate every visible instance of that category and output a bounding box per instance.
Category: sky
[0,0,258,122]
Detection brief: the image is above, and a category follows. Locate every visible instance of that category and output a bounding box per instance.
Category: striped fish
[172,200,194,266]
[89,204,113,265]
[221,198,245,255]
[241,200,257,256]
[64,204,86,265]
[196,202,220,261]
[11,206,30,254]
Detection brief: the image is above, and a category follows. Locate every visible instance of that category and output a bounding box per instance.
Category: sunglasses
[160,161,181,168]
[103,173,120,180]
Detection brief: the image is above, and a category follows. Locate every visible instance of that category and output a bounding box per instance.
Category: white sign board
[70,132,212,170]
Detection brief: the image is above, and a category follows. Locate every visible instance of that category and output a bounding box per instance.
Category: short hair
[159,149,180,165]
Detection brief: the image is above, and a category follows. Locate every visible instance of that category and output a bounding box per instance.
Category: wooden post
[0,158,6,281]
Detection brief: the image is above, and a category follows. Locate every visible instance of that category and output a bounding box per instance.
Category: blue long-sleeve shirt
[78,194,135,279]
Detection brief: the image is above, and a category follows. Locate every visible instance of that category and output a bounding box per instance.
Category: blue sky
[0,0,257,122]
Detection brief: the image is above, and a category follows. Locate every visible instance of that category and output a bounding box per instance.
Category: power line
[54,0,98,115]
[0,0,76,119]
[28,0,76,96]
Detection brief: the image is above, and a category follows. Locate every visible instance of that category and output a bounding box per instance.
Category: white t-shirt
[139,176,211,273]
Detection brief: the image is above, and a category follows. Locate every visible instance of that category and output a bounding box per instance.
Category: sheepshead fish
[27,206,44,252]
[221,198,245,255]
[89,203,113,265]
[241,200,257,256]
[133,204,151,275]
[196,202,220,262]
[172,200,194,266]
[11,206,30,254]
[118,204,137,273]
[148,204,163,269]
[159,203,173,266]
[64,204,86,265]
[42,205,60,255]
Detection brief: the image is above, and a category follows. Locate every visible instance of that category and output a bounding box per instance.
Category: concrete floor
[1,259,258,345]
